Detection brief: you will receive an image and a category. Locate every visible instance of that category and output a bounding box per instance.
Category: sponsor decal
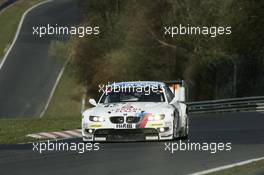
[116,123,136,129]
[146,123,164,127]
[115,104,139,113]
[89,124,102,128]
[138,113,151,128]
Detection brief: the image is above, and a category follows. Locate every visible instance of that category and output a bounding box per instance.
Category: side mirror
[89,98,97,106]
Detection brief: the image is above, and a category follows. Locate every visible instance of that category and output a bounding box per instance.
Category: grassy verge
[0,64,82,144]
[208,159,264,175]
[0,0,43,60]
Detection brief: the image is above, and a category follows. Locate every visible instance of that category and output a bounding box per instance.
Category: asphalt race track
[0,112,263,175]
[0,0,80,118]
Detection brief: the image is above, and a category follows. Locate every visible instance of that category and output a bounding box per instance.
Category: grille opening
[126,116,140,123]
[110,116,124,124]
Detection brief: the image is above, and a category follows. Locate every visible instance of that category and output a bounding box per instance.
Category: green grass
[0,0,43,60]
[208,160,264,175]
[0,66,83,144]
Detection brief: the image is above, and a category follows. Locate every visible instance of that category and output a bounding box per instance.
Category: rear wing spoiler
[164,80,186,102]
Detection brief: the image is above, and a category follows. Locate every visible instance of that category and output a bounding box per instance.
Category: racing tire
[172,112,179,140]
[181,116,189,140]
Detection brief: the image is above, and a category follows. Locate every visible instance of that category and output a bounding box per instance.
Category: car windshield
[100,87,165,103]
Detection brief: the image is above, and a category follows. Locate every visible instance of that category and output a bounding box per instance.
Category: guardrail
[187,96,264,114]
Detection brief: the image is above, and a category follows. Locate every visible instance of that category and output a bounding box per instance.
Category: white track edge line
[0,0,18,14]
[188,156,264,175]
[0,0,53,70]
[38,30,73,117]
[39,62,67,118]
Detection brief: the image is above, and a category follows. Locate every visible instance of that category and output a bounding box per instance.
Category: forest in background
[70,0,264,101]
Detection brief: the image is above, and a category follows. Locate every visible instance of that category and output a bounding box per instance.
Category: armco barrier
[187,96,264,114]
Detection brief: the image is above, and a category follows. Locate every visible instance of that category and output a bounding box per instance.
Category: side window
[164,85,174,103]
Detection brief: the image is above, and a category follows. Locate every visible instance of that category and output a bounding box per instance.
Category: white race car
[82,81,189,142]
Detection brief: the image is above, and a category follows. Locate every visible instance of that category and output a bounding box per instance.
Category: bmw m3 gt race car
[82,81,189,142]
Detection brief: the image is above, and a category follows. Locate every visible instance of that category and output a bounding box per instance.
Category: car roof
[110,81,166,87]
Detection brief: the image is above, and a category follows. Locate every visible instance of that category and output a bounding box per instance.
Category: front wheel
[181,116,189,140]
[173,112,179,140]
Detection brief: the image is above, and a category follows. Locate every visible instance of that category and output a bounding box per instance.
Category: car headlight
[89,116,105,122]
[148,114,165,121]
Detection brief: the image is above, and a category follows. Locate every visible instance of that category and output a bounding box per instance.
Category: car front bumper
[82,127,173,142]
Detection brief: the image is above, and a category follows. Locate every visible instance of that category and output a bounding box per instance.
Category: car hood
[84,102,172,117]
